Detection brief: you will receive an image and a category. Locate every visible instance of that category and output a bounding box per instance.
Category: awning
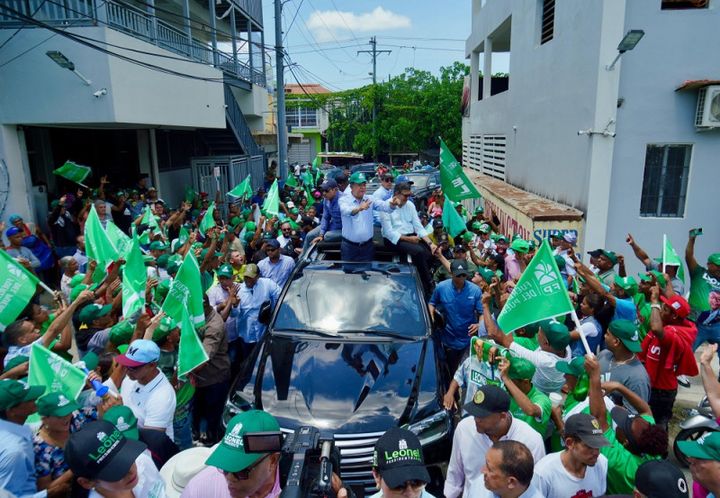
[675,79,720,92]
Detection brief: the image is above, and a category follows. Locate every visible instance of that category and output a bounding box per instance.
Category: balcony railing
[0,0,265,86]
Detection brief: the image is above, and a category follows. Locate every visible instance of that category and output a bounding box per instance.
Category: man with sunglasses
[117,338,177,440]
[370,427,437,498]
[257,239,295,288]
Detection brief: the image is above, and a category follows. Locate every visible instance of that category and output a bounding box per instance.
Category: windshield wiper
[273,328,339,338]
[347,330,419,341]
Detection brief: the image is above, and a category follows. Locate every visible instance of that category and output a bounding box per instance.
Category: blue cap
[115,339,160,367]
[395,175,414,185]
[8,214,22,223]
[5,227,21,237]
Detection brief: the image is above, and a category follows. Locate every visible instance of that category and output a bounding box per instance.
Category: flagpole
[662,233,667,272]
[37,279,55,296]
[570,309,594,356]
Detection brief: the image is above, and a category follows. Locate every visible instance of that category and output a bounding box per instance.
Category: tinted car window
[274,268,426,337]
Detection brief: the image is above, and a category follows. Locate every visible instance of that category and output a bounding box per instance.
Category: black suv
[223,256,451,496]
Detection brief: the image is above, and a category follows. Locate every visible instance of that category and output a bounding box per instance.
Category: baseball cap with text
[372,427,430,488]
[205,410,280,472]
[115,339,161,367]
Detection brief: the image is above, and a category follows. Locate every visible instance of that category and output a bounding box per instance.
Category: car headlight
[403,410,451,446]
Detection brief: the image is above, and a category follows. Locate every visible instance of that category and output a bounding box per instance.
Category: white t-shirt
[444,416,546,498]
[533,451,608,498]
[508,342,571,395]
[90,451,166,498]
[121,370,176,439]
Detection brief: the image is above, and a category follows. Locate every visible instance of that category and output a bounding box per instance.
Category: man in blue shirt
[258,239,295,288]
[428,260,483,378]
[303,178,342,253]
[0,379,60,498]
[338,172,398,262]
[236,264,281,358]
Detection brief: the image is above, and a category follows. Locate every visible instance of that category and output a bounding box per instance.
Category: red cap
[660,295,690,318]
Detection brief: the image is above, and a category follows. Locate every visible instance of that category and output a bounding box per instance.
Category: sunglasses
[221,454,270,480]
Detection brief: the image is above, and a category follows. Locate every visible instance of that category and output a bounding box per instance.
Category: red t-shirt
[639,320,698,390]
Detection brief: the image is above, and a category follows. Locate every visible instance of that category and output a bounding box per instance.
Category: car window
[405,175,429,190]
[274,268,426,337]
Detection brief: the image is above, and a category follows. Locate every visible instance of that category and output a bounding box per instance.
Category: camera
[93,88,107,98]
[244,426,342,498]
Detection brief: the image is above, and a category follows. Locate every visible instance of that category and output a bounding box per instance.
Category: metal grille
[481,134,506,180]
[640,144,692,218]
[465,134,484,172]
[334,431,385,495]
[695,87,707,127]
[540,0,555,45]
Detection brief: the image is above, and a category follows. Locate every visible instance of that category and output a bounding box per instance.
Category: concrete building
[463,0,720,273]
[285,83,330,164]
[0,0,269,224]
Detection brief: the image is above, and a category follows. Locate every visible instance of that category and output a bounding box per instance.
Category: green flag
[0,250,40,331]
[441,196,467,237]
[85,205,119,270]
[439,138,481,202]
[177,310,209,378]
[161,252,205,327]
[122,234,146,318]
[106,221,132,258]
[662,234,685,283]
[304,186,316,208]
[497,240,574,333]
[263,179,280,217]
[28,343,87,400]
[312,156,320,169]
[184,186,198,203]
[139,206,163,245]
[285,175,298,188]
[199,202,216,236]
[301,171,314,187]
[53,160,91,186]
[227,175,253,199]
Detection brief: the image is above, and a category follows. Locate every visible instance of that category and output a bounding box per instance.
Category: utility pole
[358,36,390,163]
[274,0,288,179]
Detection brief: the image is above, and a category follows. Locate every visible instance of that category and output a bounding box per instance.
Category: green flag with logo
[161,252,205,327]
[662,234,685,283]
[0,250,40,331]
[441,196,467,238]
[178,310,209,378]
[199,202,216,236]
[227,175,253,200]
[439,138,481,202]
[53,160,92,186]
[85,205,119,271]
[28,343,87,400]
[122,234,146,319]
[105,221,132,258]
[263,179,280,217]
[497,239,574,332]
[285,175,298,188]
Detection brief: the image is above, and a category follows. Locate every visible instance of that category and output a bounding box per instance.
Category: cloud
[306,7,411,42]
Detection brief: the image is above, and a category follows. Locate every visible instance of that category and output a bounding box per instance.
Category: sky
[260,0,472,91]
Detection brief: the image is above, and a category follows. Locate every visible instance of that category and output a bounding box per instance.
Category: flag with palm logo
[0,250,40,331]
[497,240,574,332]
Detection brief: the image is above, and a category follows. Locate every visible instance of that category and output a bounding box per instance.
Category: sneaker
[677,375,691,388]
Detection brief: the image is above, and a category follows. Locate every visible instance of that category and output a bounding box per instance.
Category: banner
[439,138,481,202]
[28,343,87,400]
[497,239,574,332]
[0,250,39,331]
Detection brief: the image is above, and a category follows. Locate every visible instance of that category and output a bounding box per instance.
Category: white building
[0,0,269,225]
[463,0,720,273]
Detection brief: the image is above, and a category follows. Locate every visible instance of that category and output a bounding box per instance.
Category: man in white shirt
[444,385,545,498]
[117,339,177,440]
[469,440,544,498]
[380,181,437,295]
[533,413,610,498]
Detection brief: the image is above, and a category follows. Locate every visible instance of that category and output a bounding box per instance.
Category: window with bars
[640,144,692,218]
[540,0,555,44]
[286,107,318,128]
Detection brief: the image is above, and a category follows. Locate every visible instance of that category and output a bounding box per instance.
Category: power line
[283,0,304,43]
[0,0,49,52]
[384,44,466,53]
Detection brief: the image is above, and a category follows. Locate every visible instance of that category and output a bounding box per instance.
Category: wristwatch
[651,304,661,310]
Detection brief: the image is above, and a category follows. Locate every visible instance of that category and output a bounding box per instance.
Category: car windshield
[405,174,436,191]
[273,266,426,337]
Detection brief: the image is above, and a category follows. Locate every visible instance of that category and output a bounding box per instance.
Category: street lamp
[46,50,92,85]
[605,30,645,71]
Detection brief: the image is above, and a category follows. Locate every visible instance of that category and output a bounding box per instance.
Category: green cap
[510,239,530,254]
[50,199,60,209]
[155,279,171,302]
[109,320,135,346]
[245,221,257,232]
[476,267,495,284]
[601,250,618,265]
[639,270,667,288]
[149,241,168,251]
[541,320,570,350]
[0,379,44,410]
[69,274,86,288]
[217,263,233,279]
[474,206,484,214]
[708,253,720,266]
[117,344,129,355]
[478,224,491,234]
[507,358,536,380]
[152,316,177,342]
[69,284,89,302]
[166,256,182,275]
[613,275,638,295]
[83,351,99,371]
[156,254,170,269]
[471,221,483,231]
[36,392,80,417]
[608,319,641,352]
[230,216,242,227]
[556,356,586,377]
[78,304,112,325]
[677,432,720,462]
[103,405,140,441]
[200,248,224,261]
[461,232,474,242]
[348,172,367,184]
[205,410,281,472]
[549,232,563,240]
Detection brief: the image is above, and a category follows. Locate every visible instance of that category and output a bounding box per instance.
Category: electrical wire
[0,0,50,52]
[283,0,304,44]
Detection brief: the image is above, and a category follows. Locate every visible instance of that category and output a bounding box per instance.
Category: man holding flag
[626,233,684,295]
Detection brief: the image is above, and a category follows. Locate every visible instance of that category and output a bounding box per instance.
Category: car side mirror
[258,300,272,325]
[432,310,445,330]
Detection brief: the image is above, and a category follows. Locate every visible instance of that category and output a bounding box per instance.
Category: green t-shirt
[634,295,651,341]
[601,414,659,494]
[688,265,720,319]
[509,385,551,436]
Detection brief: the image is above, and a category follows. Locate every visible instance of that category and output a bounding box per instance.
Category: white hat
[159,446,213,498]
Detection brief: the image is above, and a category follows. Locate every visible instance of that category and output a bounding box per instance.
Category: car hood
[256,335,431,433]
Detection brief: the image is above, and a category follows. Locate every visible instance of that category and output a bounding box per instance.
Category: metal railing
[0,0,265,86]
[224,83,263,157]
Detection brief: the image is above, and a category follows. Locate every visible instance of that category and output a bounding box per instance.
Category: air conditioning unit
[695,85,720,130]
